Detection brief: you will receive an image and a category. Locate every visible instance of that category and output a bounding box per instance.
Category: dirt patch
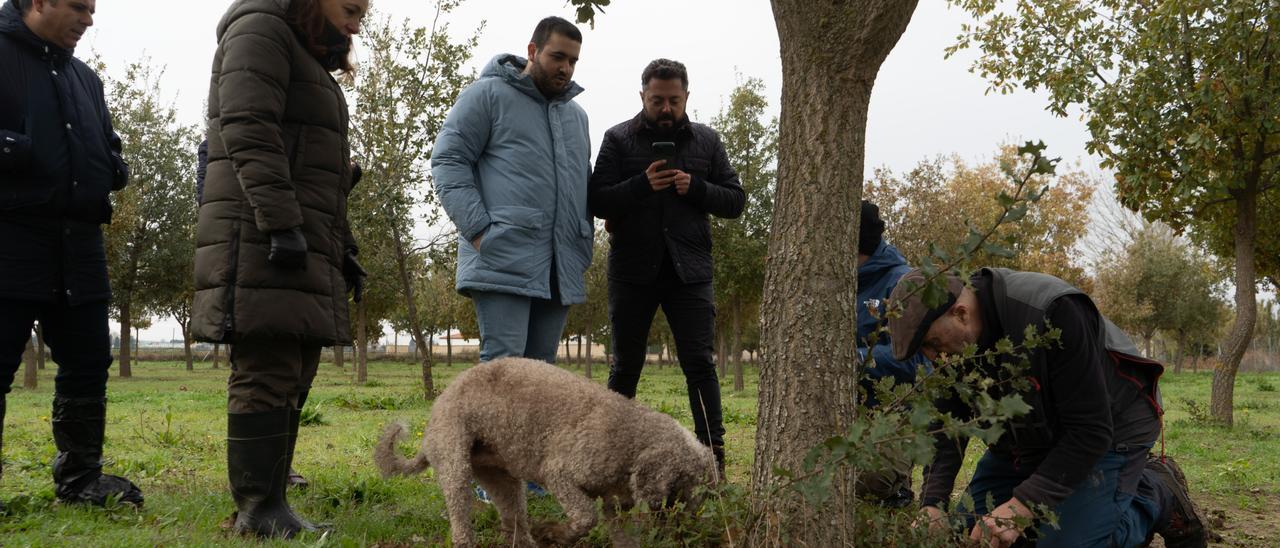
[1150,491,1280,547]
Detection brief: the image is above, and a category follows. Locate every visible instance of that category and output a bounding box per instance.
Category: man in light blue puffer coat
[431,16,593,364]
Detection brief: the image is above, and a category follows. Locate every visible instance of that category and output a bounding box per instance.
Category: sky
[79,0,1106,342]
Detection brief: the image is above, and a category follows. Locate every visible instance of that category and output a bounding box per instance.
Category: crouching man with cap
[888,267,1208,548]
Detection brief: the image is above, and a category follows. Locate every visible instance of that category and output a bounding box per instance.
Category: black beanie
[859,200,885,256]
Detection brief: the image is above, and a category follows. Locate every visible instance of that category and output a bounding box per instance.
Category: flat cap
[887,269,965,361]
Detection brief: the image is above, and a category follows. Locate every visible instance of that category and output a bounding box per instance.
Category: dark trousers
[606,272,724,447]
[959,445,1162,547]
[0,298,111,398]
[227,338,321,413]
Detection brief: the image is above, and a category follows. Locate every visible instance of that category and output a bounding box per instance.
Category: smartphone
[651,141,676,167]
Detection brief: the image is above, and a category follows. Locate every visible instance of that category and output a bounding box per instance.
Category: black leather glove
[343,248,368,302]
[267,227,308,270]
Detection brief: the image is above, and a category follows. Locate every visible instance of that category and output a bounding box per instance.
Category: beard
[644,110,681,137]
[528,58,568,98]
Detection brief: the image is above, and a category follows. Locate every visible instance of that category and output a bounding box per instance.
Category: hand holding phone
[647,141,681,192]
[651,141,676,165]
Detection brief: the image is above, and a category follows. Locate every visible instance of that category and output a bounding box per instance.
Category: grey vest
[983,268,1163,452]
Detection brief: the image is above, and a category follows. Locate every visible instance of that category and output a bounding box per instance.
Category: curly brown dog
[374,357,717,547]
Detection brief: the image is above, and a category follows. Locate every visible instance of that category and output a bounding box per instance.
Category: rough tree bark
[753,1,918,542]
[1212,184,1259,426]
[212,343,221,369]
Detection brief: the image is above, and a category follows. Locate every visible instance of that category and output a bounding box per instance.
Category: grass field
[0,359,1276,546]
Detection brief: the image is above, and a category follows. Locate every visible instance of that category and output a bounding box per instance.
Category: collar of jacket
[857,240,908,287]
[0,0,72,60]
[486,53,585,104]
[630,111,694,140]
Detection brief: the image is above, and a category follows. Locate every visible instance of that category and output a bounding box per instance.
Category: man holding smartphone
[588,58,746,479]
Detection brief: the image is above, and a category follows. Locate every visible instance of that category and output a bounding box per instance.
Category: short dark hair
[18,0,39,13]
[530,16,582,49]
[641,58,688,90]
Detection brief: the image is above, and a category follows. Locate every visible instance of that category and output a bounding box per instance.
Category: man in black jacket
[589,58,745,478]
[888,268,1206,547]
[0,0,143,508]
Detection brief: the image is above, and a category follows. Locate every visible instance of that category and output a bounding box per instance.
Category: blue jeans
[960,445,1161,547]
[471,285,569,364]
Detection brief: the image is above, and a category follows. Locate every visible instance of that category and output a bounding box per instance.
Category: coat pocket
[479,205,546,275]
[0,130,33,173]
[684,157,712,179]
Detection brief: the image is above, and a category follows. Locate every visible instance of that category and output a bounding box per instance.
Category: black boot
[228,408,316,538]
[711,444,726,484]
[286,396,327,531]
[286,391,309,489]
[51,395,144,506]
[1147,455,1208,548]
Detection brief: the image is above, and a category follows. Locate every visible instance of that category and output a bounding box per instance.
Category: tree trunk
[1192,351,1201,374]
[357,299,369,384]
[564,337,570,364]
[212,343,221,369]
[1211,187,1259,426]
[577,336,584,369]
[753,2,917,543]
[585,332,593,379]
[390,227,436,398]
[181,323,194,372]
[1173,332,1187,374]
[134,326,140,355]
[119,301,133,378]
[35,322,46,370]
[446,329,453,367]
[22,336,37,389]
[422,332,436,398]
[733,300,745,392]
[335,345,345,369]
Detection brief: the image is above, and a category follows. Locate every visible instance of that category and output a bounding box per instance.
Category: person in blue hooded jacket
[856,200,928,506]
[430,16,593,365]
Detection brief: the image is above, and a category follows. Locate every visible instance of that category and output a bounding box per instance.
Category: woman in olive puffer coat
[194,0,369,538]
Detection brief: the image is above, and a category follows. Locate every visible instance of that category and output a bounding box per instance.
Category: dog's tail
[374,421,431,477]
